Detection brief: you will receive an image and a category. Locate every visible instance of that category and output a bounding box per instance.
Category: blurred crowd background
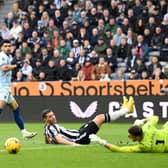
[0,0,168,82]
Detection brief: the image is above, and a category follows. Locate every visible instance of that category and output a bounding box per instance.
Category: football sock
[13,107,24,130]
[0,109,2,114]
[107,108,129,121]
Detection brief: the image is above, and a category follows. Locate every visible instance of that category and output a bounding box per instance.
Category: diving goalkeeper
[90,116,168,152]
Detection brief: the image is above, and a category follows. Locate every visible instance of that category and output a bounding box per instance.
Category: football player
[0,40,37,139]
[90,116,168,152]
[42,96,134,145]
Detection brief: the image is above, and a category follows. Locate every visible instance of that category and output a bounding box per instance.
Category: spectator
[44,59,57,81]
[128,69,138,80]
[66,50,76,71]
[53,9,63,29]
[160,37,168,62]
[9,20,22,40]
[47,19,58,38]
[152,67,167,80]
[58,39,70,59]
[11,48,24,80]
[83,39,93,56]
[143,27,152,46]
[117,37,131,62]
[52,49,62,66]
[112,68,127,80]
[77,10,88,26]
[0,22,10,40]
[135,18,145,35]
[78,27,89,44]
[135,35,149,62]
[94,36,108,57]
[76,48,87,67]
[104,47,117,72]
[132,0,143,17]
[104,16,118,36]
[113,27,126,47]
[127,47,141,72]
[71,39,81,58]
[90,27,99,47]
[20,60,33,81]
[89,50,99,65]
[40,30,52,48]
[27,30,40,48]
[28,11,38,30]
[147,55,163,78]
[139,70,149,80]
[41,11,50,27]
[126,28,136,47]
[92,57,111,80]
[4,12,14,29]
[22,22,32,40]
[32,59,43,80]
[97,19,105,36]
[81,57,94,80]
[20,41,31,57]
[39,47,51,67]
[14,71,24,82]
[56,59,71,81]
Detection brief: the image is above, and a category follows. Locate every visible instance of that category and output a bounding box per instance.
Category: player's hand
[133,119,145,126]
[89,134,107,145]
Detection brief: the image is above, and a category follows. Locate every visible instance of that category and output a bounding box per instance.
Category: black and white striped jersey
[44,124,80,144]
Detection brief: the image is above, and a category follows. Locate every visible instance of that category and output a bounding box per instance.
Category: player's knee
[93,114,105,126]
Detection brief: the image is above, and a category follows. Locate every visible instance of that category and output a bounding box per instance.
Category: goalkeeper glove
[133,119,145,126]
[89,134,107,145]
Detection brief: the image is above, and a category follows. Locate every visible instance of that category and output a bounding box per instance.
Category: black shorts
[75,121,99,144]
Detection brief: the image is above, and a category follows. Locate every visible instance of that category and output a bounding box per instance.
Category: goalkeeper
[90,116,168,152]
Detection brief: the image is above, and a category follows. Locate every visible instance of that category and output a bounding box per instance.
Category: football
[5,137,21,154]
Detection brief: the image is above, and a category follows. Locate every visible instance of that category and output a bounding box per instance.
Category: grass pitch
[0,123,167,168]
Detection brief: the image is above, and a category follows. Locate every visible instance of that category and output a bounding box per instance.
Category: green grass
[0,123,167,168]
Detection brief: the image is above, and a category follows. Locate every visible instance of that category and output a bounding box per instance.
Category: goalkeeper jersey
[109,116,168,153]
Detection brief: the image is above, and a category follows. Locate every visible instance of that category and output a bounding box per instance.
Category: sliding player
[90,116,168,152]
[42,96,134,145]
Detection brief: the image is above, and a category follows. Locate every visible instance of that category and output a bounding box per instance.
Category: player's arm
[55,134,79,146]
[105,143,141,153]
[89,134,141,153]
[133,116,159,127]
[142,116,159,131]
[1,64,17,72]
[145,116,159,125]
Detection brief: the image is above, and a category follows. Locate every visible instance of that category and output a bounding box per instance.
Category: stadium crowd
[0,0,168,82]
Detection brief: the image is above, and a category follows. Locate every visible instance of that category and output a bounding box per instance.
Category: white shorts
[0,89,15,104]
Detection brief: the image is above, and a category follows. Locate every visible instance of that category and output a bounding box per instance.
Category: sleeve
[142,116,159,131]
[0,55,7,67]
[49,125,59,136]
[108,144,142,153]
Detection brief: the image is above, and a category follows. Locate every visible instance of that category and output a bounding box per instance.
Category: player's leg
[0,90,8,114]
[8,95,37,139]
[93,96,134,128]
